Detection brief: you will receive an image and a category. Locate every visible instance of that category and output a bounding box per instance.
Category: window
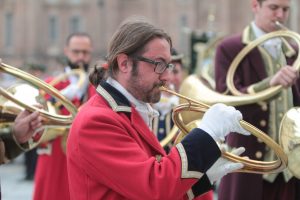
[69,0,81,5]
[4,13,13,48]
[70,16,81,33]
[46,0,59,4]
[49,16,59,43]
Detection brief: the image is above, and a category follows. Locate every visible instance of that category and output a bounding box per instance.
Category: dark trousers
[24,148,37,180]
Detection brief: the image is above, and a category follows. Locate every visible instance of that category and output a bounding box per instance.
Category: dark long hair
[89,17,172,87]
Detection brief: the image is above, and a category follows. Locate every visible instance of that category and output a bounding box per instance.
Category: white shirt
[251,21,282,58]
[60,66,89,100]
[106,77,159,130]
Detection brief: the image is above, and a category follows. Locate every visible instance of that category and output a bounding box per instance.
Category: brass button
[261,104,268,111]
[255,151,263,159]
[159,128,164,134]
[257,138,263,143]
[156,155,162,163]
[276,64,281,68]
[260,120,267,127]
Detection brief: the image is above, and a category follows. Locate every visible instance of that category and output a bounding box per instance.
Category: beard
[127,72,164,104]
[143,82,163,103]
[67,59,89,72]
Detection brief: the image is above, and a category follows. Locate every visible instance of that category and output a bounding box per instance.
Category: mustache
[153,81,166,88]
[68,60,89,71]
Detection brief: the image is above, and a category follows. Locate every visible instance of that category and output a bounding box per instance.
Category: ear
[63,46,68,56]
[251,0,259,12]
[116,53,132,73]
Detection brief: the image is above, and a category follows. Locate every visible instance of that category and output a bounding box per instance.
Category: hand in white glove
[60,74,89,100]
[206,146,245,184]
[198,103,250,142]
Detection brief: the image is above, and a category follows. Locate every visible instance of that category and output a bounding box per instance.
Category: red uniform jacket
[215,30,300,200]
[34,77,96,200]
[67,81,221,200]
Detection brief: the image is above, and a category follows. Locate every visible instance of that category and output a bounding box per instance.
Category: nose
[275,8,285,19]
[77,52,87,60]
[159,68,172,83]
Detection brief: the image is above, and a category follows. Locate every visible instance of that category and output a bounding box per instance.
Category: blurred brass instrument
[226,28,300,97]
[194,35,224,89]
[160,126,179,147]
[45,67,87,152]
[160,86,287,174]
[167,22,300,175]
[279,107,300,178]
[46,68,87,108]
[0,61,77,150]
[48,68,87,88]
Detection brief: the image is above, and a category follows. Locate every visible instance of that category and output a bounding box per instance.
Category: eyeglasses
[134,56,174,74]
[71,49,91,55]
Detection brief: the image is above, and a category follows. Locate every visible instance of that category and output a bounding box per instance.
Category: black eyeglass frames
[134,56,174,74]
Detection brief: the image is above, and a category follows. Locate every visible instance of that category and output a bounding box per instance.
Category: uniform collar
[106,77,149,111]
[105,77,159,129]
[96,81,132,113]
[96,78,166,155]
[242,22,296,58]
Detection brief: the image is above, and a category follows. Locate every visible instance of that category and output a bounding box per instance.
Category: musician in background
[152,48,183,149]
[153,48,214,200]
[0,108,42,198]
[33,32,95,200]
[0,110,42,164]
[215,0,300,199]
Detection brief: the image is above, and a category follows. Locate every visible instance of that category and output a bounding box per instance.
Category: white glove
[153,93,179,116]
[206,146,245,184]
[198,103,250,142]
[60,74,89,100]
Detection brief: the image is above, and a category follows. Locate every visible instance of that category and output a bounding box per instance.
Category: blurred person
[23,63,47,181]
[215,0,300,199]
[170,48,185,93]
[0,109,42,191]
[153,48,214,200]
[33,32,95,200]
[0,110,42,164]
[66,17,250,200]
[152,48,184,145]
[0,109,42,198]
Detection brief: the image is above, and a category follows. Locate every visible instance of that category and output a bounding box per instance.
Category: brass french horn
[225,22,300,177]
[0,61,77,149]
[160,86,287,174]
[279,107,300,178]
[42,67,88,151]
[160,23,300,174]
[226,29,300,97]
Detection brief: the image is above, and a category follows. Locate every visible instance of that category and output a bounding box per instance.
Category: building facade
[0,0,299,74]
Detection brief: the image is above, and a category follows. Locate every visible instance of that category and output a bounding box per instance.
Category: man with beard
[33,33,95,200]
[66,17,250,200]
